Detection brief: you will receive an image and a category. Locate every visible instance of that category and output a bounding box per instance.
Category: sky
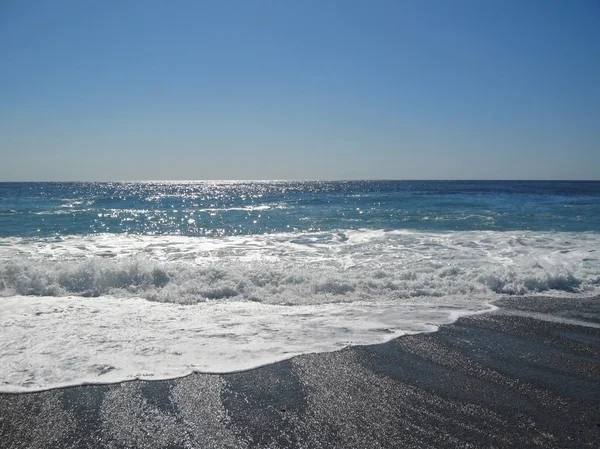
[0,0,599,181]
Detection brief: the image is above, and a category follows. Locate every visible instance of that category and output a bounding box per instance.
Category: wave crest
[1,230,598,304]
[0,260,594,306]
[0,257,171,298]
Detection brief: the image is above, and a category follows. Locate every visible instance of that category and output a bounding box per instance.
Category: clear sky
[1,0,598,181]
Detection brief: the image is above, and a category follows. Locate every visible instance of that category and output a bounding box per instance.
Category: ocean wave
[1,228,599,392]
[1,230,598,304]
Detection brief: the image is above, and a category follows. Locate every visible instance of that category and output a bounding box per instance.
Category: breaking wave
[1,229,599,392]
[1,230,598,304]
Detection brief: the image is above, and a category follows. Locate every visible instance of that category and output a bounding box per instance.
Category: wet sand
[1,296,599,448]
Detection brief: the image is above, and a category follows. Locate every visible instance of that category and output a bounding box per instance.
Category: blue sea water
[1,181,599,392]
[1,180,599,237]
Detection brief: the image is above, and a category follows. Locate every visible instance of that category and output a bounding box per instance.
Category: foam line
[0,296,494,392]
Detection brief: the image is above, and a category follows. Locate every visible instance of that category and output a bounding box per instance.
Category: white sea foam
[0,229,599,391]
[1,230,598,303]
[0,296,494,393]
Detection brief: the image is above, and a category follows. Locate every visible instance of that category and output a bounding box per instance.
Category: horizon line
[0,179,599,183]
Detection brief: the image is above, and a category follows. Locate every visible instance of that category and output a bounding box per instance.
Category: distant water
[1,181,599,392]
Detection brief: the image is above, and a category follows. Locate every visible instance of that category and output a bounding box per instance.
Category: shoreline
[1,295,599,448]
[0,296,496,395]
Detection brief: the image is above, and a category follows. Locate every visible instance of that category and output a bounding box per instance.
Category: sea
[1,180,599,392]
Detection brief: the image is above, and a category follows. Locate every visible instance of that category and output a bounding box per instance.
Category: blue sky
[1,0,598,180]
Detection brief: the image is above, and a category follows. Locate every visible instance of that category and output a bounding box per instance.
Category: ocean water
[1,180,599,392]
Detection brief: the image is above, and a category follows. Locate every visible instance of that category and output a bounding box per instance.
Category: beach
[2,295,599,448]
[3,0,599,444]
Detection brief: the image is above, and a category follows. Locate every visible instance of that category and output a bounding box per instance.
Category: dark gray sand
[1,296,599,448]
